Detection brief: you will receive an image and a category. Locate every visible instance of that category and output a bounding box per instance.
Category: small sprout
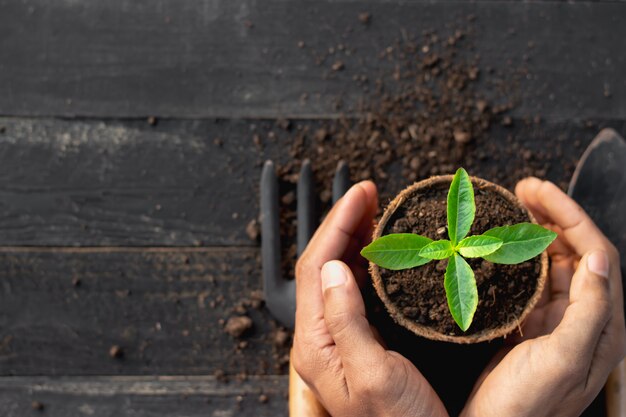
[361,168,557,331]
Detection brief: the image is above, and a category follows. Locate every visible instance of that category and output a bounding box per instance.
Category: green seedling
[361,168,557,331]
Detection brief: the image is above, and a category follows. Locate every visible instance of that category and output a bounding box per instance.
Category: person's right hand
[462,177,626,417]
[292,181,449,417]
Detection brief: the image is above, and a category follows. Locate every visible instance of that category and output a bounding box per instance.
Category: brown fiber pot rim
[370,175,549,344]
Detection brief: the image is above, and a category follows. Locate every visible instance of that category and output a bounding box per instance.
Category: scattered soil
[214,369,228,383]
[224,316,253,338]
[109,345,123,359]
[380,180,541,336]
[246,219,260,241]
[358,12,371,25]
[267,19,522,282]
[272,328,290,348]
[331,60,345,72]
[240,12,586,391]
[237,18,569,388]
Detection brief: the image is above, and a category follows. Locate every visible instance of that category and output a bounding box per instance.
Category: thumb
[321,260,386,375]
[551,250,612,362]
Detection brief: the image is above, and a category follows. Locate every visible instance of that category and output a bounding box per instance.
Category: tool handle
[289,350,330,417]
[606,359,626,417]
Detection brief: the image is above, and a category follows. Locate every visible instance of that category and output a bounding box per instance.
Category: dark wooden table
[0,1,624,416]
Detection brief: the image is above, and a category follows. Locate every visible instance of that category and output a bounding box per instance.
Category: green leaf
[447,168,475,245]
[419,240,455,260]
[444,254,478,331]
[360,233,433,270]
[457,235,503,258]
[482,223,558,264]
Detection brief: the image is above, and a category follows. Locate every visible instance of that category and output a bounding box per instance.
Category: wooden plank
[0,247,292,376]
[0,245,607,415]
[0,117,268,246]
[0,376,287,417]
[0,1,624,120]
[0,117,624,246]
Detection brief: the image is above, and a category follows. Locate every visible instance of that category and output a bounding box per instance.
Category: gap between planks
[0,246,258,253]
[0,375,288,395]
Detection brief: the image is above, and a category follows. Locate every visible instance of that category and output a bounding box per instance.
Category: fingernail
[321,261,347,291]
[588,250,609,279]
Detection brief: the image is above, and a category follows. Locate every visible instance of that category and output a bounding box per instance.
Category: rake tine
[261,160,282,301]
[261,160,295,328]
[297,159,317,257]
[332,160,351,204]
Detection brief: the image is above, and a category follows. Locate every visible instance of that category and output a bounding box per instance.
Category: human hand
[292,181,449,417]
[462,177,626,417]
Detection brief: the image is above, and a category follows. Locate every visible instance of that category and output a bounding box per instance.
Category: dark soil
[380,180,542,336]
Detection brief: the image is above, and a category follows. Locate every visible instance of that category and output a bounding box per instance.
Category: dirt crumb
[224,316,253,338]
[331,61,345,71]
[358,12,371,25]
[214,369,228,383]
[246,219,260,241]
[273,328,290,348]
[109,345,123,359]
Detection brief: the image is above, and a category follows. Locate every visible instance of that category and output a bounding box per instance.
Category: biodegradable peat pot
[370,175,549,344]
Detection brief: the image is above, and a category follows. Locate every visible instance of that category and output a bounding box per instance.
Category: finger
[295,181,378,341]
[588,268,626,389]
[291,332,349,404]
[549,254,575,301]
[517,178,609,257]
[517,255,573,340]
[544,224,576,258]
[316,180,378,245]
[542,224,576,302]
[549,251,612,369]
[519,178,625,360]
[515,177,549,224]
[322,261,386,380]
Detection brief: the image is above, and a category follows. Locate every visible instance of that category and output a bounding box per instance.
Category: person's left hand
[291,181,449,417]
[461,178,626,417]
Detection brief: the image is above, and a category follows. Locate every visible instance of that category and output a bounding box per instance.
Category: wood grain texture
[0,247,291,376]
[0,1,624,120]
[0,375,287,417]
[0,246,606,415]
[0,117,624,247]
[0,117,269,246]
